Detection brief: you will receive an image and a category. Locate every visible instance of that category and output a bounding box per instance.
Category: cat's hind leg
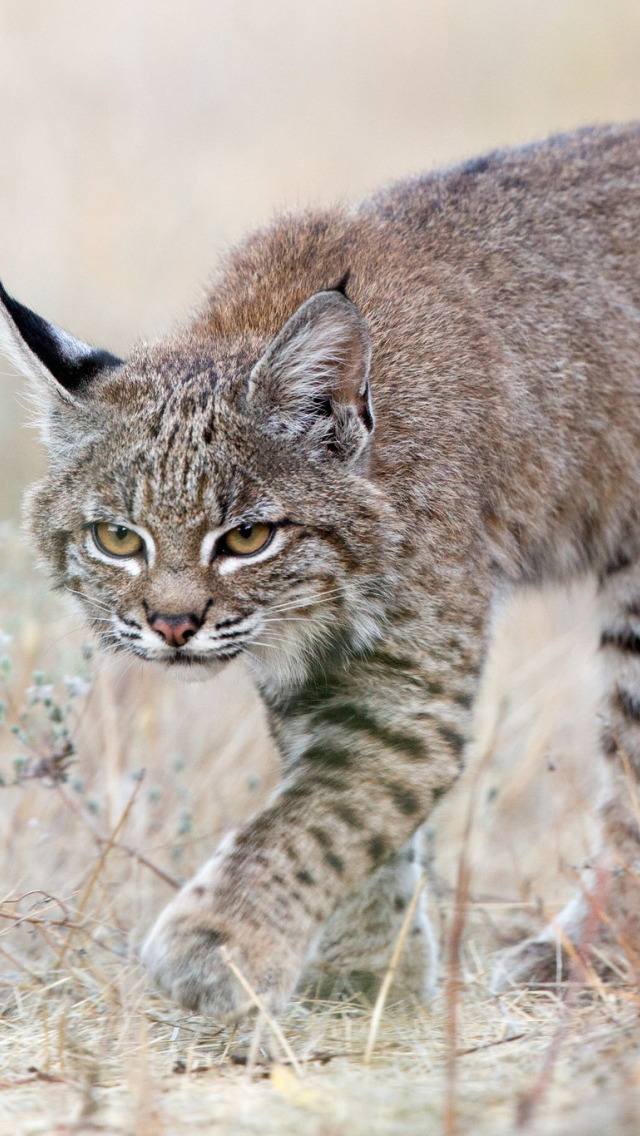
[492,559,640,991]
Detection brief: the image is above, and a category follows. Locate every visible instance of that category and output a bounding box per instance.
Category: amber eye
[93,523,144,558]
[220,522,275,557]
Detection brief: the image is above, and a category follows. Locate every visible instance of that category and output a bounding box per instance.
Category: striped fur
[7,123,640,1011]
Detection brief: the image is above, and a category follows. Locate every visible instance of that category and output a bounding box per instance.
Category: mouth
[116,643,244,666]
[168,647,243,665]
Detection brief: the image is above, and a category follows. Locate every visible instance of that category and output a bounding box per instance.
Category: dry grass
[2,965,640,1136]
[2,526,640,1135]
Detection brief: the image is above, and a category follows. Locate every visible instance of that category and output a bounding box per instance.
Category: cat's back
[199,125,640,388]
[371,124,640,319]
[374,122,640,358]
[369,123,640,244]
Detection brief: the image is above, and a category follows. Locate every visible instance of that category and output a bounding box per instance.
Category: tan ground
[3,3,640,1132]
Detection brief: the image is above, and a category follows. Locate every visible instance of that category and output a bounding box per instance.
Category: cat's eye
[93,523,144,559]
[219,522,275,557]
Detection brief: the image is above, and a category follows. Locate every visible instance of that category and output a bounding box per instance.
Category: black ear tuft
[330,270,351,298]
[0,280,122,393]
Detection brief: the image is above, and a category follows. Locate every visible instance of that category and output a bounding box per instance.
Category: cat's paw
[490,935,568,992]
[141,888,303,1018]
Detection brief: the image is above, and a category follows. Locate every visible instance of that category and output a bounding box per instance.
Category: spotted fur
[5,123,640,1012]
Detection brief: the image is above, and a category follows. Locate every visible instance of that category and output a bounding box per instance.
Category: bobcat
[3,123,640,1015]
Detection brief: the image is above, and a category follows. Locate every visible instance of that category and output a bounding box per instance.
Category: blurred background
[2,0,640,514]
[0,0,638,958]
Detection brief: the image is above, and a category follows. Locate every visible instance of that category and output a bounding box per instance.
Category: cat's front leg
[141,837,306,1016]
[141,761,453,1016]
[143,827,437,1017]
[140,800,378,1017]
[142,617,484,1018]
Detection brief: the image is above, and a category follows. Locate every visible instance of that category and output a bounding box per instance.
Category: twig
[512,864,612,1130]
[0,1068,67,1089]
[515,1009,567,1131]
[0,908,81,929]
[0,940,45,983]
[457,1031,529,1056]
[617,735,640,831]
[0,890,72,927]
[364,871,427,1065]
[443,727,498,1136]
[56,782,181,890]
[444,833,472,1136]
[219,946,302,1077]
[95,836,181,890]
[247,1011,267,1076]
[57,777,143,962]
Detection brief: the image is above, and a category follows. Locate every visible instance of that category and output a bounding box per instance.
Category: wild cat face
[2,283,399,690]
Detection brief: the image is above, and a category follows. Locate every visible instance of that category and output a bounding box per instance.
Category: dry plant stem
[515,1009,567,1132]
[95,838,180,890]
[543,912,604,994]
[0,939,44,982]
[457,1031,528,1057]
[594,736,640,970]
[540,840,640,986]
[247,1011,266,1075]
[618,737,640,829]
[57,777,143,963]
[582,871,640,977]
[444,845,471,1136]
[513,867,614,1131]
[0,897,77,930]
[56,782,181,890]
[219,945,303,1077]
[363,871,428,1065]
[444,732,496,1136]
[0,1070,66,1090]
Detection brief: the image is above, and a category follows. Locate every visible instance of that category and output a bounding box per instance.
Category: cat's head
[2,281,399,690]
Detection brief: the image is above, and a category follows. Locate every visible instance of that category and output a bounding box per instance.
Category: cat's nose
[147,611,202,648]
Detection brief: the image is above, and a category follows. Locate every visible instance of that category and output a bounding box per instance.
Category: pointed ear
[248,290,374,460]
[0,280,122,406]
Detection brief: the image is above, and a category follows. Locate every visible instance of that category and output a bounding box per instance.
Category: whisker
[84,601,114,616]
[259,616,308,626]
[268,585,342,608]
[112,654,142,684]
[267,590,344,615]
[259,607,338,626]
[267,583,341,605]
[30,625,102,661]
[65,588,112,613]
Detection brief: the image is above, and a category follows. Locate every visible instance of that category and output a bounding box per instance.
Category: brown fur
[4,123,640,1012]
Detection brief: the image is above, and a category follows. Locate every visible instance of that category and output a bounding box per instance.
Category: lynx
[4,123,640,1015]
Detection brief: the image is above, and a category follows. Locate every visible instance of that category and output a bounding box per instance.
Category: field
[3,3,640,1132]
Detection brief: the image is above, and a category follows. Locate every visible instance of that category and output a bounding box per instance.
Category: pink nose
[148,612,202,648]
